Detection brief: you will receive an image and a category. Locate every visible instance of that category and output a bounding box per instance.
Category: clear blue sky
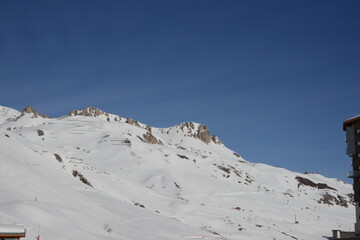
[1,0,359,182]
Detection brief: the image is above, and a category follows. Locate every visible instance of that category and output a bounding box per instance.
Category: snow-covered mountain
[0,105,354,240]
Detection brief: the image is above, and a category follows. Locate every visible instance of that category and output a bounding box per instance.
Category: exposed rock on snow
[21,105,39,118]
[318,192,349,207]
[143,132,162,145]
[23,105,38,116]
[197,124,212,144]
[2,105,50,121]
[177,154,189,159]
[72,170,93,187]
[177,122,222,145]
[126,118,140,127]
[37,129,44,136]
[68,106,109,117]
[54,153,63,163]
[296,176,336,191]
[41,114,52,119]
[233,152,241,157]
[145,124,152,133]
[179,122,196,131]
[134,202,145,208]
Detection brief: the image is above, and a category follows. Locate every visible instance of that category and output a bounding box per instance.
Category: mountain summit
[0,105,353,240]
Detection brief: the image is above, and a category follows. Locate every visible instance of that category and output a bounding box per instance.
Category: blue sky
[0,0,359,182]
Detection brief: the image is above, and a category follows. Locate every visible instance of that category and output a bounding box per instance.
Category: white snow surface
[0,105,354,240]
[0,224,26,233]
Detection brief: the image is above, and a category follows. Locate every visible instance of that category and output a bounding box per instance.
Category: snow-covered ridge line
[66,106,223,145]
[2,105,223,145]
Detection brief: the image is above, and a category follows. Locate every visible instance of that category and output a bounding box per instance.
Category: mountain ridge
[0,105,354,240]
[2,105,224,146]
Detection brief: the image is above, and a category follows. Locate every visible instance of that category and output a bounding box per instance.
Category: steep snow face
[0,105,354,240]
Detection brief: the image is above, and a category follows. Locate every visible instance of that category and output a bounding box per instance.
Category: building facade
[344,116,360,235]
[330,116,360,239]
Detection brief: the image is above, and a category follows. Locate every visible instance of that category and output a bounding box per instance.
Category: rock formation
[68,107,109,117]
[177,122,222,145]
[143,132,162,145]
[41,114,52,119]
[126,118,140,127]
[22,105,38,118]
[197,124,212,144]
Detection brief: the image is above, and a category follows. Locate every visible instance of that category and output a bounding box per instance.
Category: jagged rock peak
[22,105,39,118]
[68,106,110,117]
[177,122,223,145]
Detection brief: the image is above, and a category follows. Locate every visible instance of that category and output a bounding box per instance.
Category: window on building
[357,129,360,133]
[357,141,360,146]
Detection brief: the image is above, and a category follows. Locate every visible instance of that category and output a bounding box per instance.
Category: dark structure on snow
[331,115,360,239]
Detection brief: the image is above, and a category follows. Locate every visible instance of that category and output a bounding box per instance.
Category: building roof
[343,115,360,131]
[0,224,26,237]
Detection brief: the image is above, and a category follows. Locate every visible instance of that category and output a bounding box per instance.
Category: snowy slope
[0,105,354,240]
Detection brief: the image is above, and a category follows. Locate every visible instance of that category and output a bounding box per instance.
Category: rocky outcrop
[37,129,44,136]
[42,114,52,119]
[126,118,140,127]
[233,152,240,157]
[54,153,63,163]
[22,105,38,118]
[72,170,93,187]
[177,122,222,145]
[68,106,109,117]
[318,192,349,208]
[67,107,125,123]
[13,106,51,119]
[143,132,162,145]
[211,135,222,145]
[145,124,152,133]
[179,122,195,132]
[197,124,212,144]
[295,176,336,191]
